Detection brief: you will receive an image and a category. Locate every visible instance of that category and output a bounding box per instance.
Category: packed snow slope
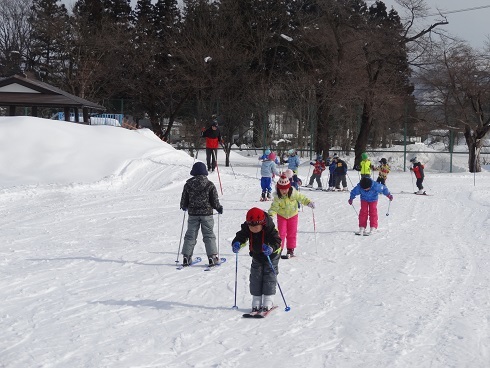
[0,117,489,368]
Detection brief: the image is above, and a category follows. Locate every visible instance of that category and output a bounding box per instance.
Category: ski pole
[346,172,355,188]
[312,208,318,254]
[193,147,199,164]
[217,213,220,257]
[229,160,237,179]
[410,169,414,192]
[350,203,358,216]
[175,211,186,263]
[266,255,291,311]
[221,144,237,179]
[386,200,391,217]
[212,150,223,195]
[232,252,238,310]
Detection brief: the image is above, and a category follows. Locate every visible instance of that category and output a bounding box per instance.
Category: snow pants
[205,148,217,171]
[182,215,217,257]
[416,178,424,190]
[277,214,298,250]
[308,173,322,188]
[359,200,378,229]
[335,174,347,189]
[328,172,336,188]
[260,177,273,194]
[250,256,279,296]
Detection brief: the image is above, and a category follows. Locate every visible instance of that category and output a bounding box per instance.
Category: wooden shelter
[0,74,105,123]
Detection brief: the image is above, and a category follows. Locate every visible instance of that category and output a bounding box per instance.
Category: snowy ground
[1,117,489,368]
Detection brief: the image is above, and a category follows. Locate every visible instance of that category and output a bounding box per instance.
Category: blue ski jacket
[349,179,391,203]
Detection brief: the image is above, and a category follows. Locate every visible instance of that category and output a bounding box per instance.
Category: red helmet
[246,207,266,226]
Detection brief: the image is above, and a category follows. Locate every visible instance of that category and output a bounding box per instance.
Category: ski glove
[262,244,273,256]
[217,206,223,214]
[310,162,314,165]
[181,207,187,212]
[307,202,315,209]
[348,199,353,205]
[387,194,393,201]
[232,242,241,253]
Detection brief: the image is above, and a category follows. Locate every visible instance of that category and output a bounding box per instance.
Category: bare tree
[0,0,34,75]
[416,39,490,172]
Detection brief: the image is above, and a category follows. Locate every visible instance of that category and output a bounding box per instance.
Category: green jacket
[268,188,312,219]
[360,160,372,175]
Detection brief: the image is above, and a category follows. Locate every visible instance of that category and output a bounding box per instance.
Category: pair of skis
[242,306,278,318]
[400,191,431,196]
[176,257,226,271]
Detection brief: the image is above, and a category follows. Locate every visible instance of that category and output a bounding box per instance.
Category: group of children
[180,137,425,313]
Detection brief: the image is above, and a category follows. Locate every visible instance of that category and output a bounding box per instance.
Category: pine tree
[29,0,70,82]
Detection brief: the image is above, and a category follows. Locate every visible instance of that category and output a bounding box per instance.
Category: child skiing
[332,155,348,191]
[283,149,300,182]
[306,154,326,190]
[260,149,280,165]
[260,152,280,201]
[359,152,372,178]
[410,157,425,194]
[231,207,282,313]
[259,149,271,161]
[284,169,301,190]
[375,158,390,185]
[268,174,315,258]
[180,162,223,267]
[326,156,336,191]
[348,177,393,236]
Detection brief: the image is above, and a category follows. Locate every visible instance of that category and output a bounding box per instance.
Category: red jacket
[201,126,222,149]
[311,160,326,175]
[411,163,424,179]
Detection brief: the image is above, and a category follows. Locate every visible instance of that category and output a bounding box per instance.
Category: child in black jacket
[231,207,282,312]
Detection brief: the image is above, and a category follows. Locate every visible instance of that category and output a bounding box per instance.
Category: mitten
[217,206,223,214]
[181,207,187,212]
[387,194,393,201]
[348,199,353,205]
[232,242,241,253]
[262,244,273,256]
[307,202,315,209]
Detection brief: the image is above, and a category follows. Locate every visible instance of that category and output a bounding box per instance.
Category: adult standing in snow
[201,119,222,172]
[231,207,282,312]
[410,157,425,194]
[180,162,223,267]
[348,177,393,236]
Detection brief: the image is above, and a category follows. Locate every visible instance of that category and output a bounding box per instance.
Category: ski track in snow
[0,147,489,367]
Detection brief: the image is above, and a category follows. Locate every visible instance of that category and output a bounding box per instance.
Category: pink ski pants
[277,214,299,250]
[359,200,378,229]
